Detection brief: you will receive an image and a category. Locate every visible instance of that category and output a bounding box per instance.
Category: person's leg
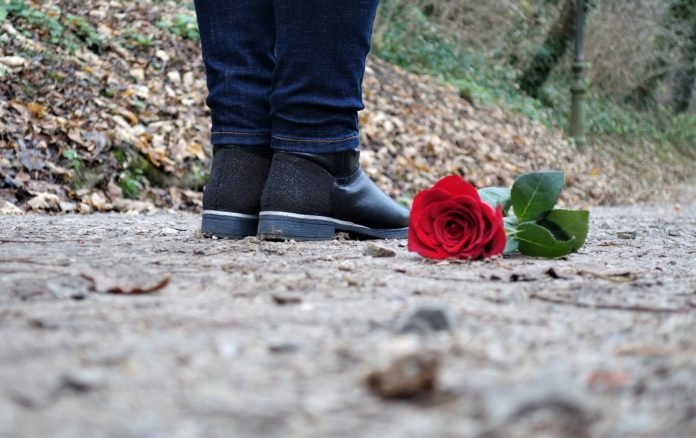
[269,0,377,152]
[194,0,275,146]
[194,0,274,238]
[258,0,409,241]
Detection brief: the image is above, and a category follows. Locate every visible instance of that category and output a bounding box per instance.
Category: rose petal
[432,175,480,200]
[410,187,451,223]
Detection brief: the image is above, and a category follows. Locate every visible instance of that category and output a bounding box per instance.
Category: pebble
[616,230,637,239]
[363,244,396,258]
[399,306,454,334]
[272,294,303,305]
[60,369,107,392]
[216,340,239,359]
[366,336,440,398]
[481,371,594,432]
[338,261,355,271]
[268,343,300,354]
[47,276,94,300]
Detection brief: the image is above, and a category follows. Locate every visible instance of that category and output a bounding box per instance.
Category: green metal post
[569,0,587,151]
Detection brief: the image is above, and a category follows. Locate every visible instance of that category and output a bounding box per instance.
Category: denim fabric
[194,0,379,153]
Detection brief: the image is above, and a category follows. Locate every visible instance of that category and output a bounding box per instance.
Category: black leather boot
[257,150,409,240]
[201,146,272,238]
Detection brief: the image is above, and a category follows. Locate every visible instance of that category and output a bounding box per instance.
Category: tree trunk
[518,0,576,99]
[672,4,696,113]
[672,58,696,113]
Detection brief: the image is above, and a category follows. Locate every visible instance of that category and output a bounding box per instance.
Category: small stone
[60,369,106,392]
[268,343,300,354]
[272,293,302,305]
[399,305,454,334]
[667,228,680,237]
[338,261,355,271]
[47,276,93,300]
[366,335,440,398]
[216,340,239,359]
[616,230,637,239]
[481,371,594,430]
[363,243,396,258]
[28,318,61,330]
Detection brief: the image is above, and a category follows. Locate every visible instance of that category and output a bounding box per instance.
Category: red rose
[408,175,506,260]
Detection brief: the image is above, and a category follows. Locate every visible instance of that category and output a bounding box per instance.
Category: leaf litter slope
[1,0,694,214]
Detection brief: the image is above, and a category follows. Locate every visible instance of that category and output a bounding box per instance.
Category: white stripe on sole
[202,210,259,219]
[260,211,400,231]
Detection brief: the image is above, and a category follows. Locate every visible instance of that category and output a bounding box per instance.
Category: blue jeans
[193,0,379,153]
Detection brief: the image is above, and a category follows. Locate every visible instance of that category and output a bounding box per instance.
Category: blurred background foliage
[372,0,696,157]
[2,0,695,212]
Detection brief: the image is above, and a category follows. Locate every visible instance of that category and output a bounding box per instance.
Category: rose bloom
[408,175,506,260]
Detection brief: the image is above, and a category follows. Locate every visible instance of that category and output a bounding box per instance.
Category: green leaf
[511,171,564,222]
[516,222,576,259]
[0,6,7,22]
[503,236,519,254]
[478,187,512,215]
[503,216,519,254]
[546,209,589,251]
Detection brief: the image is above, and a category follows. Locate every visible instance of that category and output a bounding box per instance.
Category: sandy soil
[1,203,695,437]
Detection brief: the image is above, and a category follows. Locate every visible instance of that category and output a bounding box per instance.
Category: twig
[529,293,694,314]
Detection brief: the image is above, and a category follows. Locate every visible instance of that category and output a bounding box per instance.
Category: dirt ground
[1,201,695,438]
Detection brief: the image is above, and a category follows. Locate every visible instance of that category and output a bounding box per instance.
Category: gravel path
[1,204,695,437]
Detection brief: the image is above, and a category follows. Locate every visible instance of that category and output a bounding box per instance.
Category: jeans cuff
[211,130,271,147]
[270,133,360,153]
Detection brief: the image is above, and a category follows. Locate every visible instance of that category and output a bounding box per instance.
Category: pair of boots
[202,147,410,241]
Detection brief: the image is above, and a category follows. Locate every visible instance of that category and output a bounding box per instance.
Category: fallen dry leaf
[0,200,24,215]
[26,102,46,119]
[27,193,61,211]
[81,273,170,295]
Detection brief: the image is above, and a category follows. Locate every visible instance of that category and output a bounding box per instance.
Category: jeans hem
[270,134,360,153]
[211,131,271,147]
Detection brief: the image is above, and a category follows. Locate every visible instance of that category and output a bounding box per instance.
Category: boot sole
[257,211,408,241]
[201,210,259,239]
